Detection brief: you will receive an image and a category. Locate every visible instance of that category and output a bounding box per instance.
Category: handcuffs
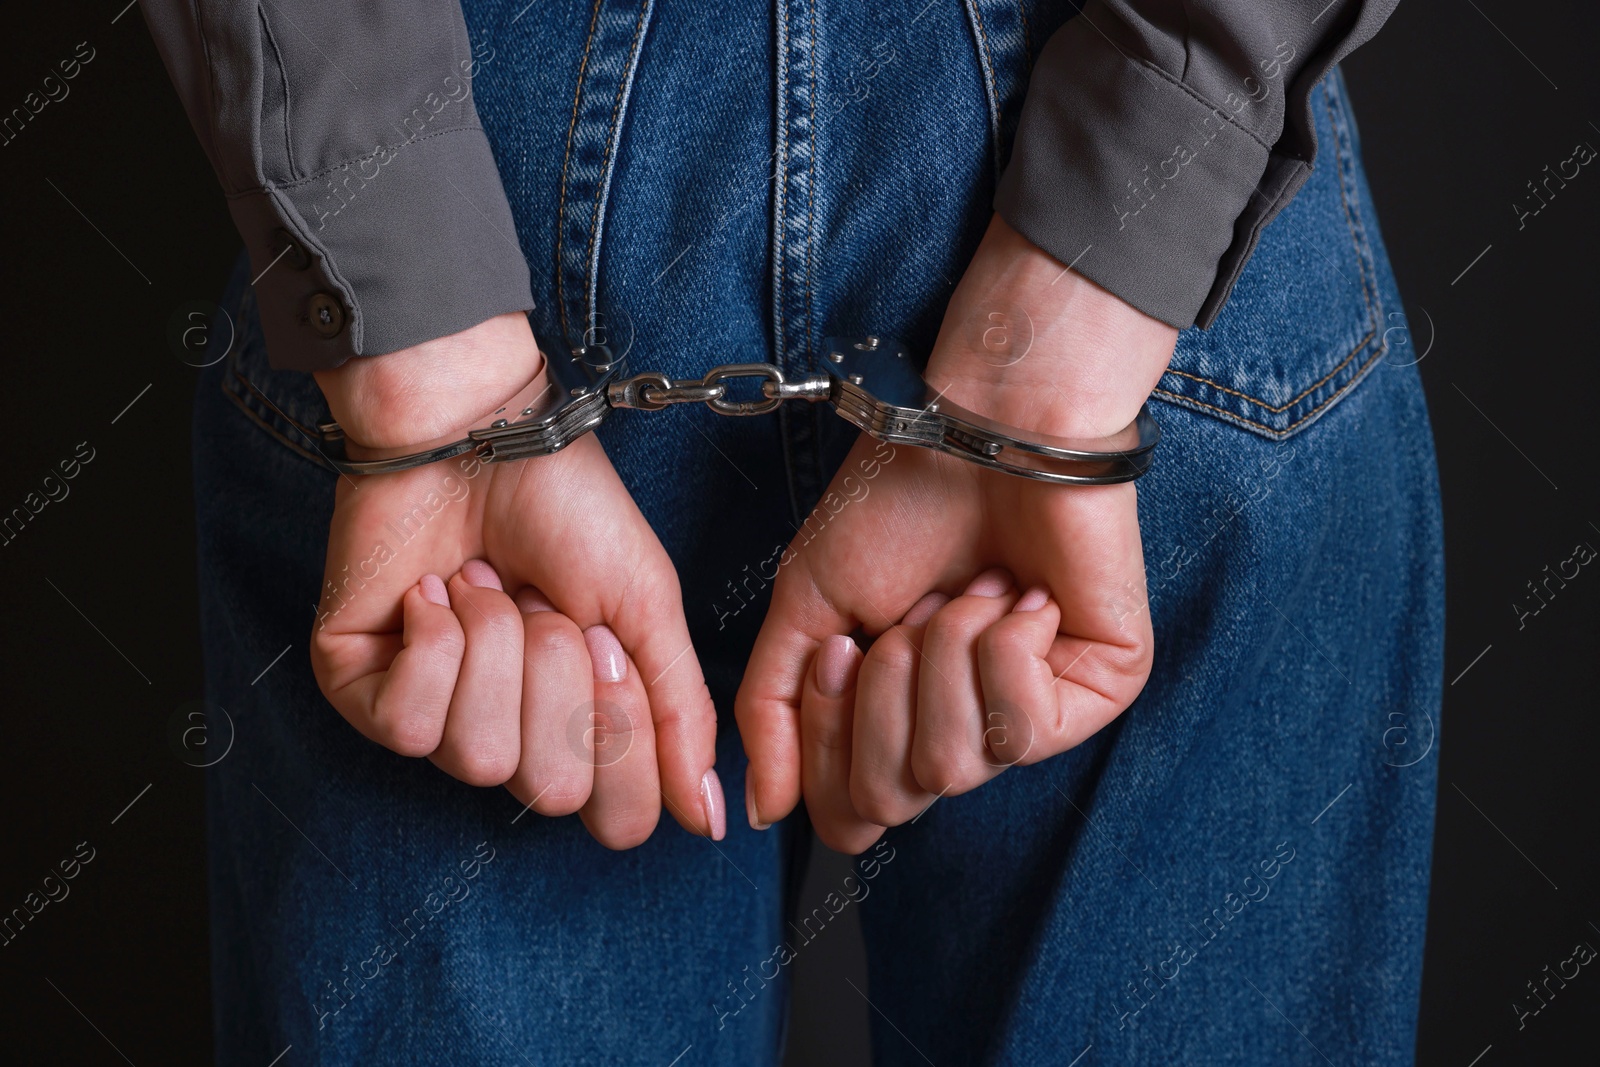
[307,336,1160,485]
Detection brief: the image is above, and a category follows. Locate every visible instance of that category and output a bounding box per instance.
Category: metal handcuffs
[309,336,1160,485]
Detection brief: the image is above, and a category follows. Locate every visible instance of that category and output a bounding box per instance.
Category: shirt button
[270,228,312,270]
[307,293,346,339]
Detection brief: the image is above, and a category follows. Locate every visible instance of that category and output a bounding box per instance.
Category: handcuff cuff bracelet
[296,335,1160,485]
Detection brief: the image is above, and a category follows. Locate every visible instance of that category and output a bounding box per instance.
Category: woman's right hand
[308,313,726,847]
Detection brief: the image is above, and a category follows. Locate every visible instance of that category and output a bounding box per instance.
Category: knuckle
[448,747,519,788]
[523,614,585,665]
[475,611,525,653]
[865,633,918,676]
[812,818,883,856]
[587,808,660,851]
[912,744,987,796]
[804,715,852,755]
[849,779,912,827]
[371,701,444,758]
[977,620,1032,662]
[523,775,591,816]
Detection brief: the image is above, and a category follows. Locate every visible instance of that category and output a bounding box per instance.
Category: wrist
[926,215,1176,440]
[313,312,544,452]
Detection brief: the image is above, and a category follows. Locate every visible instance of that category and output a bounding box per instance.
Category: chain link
[607,362,830,417]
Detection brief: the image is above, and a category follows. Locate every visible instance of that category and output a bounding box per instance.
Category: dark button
[270,228,312,271]
[307,293,346,339]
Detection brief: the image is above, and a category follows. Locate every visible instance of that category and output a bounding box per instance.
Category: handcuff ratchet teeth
[312,335,1160,485]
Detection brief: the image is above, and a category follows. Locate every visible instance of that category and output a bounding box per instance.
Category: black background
[1,1,1595,1064]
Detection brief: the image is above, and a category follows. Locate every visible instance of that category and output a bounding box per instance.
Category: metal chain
[606,362,830,416]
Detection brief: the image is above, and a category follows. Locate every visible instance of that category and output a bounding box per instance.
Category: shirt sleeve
[995,0,1399,330]
[139,0,534,371]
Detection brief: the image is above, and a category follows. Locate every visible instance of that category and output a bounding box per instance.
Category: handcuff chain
[607,362,831,417]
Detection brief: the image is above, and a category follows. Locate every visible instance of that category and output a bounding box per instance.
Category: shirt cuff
[994,18,1309,330]
[228,125,535,372]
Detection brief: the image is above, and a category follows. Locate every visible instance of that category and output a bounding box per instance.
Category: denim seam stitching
[1158,80,1379,427]
[1015,0,1033,70]
[556,0,606,343]
[965,0,1004,177]
[584,0,652,331]
[803,0,818,365]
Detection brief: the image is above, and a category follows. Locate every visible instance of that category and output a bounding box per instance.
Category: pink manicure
[963,567,1014,598]
[816,634,858,698]
[902,591,950,629]
[514,587,556,613]
[1014,586,1051,613]
[461,558,503,591]
[584,624,627,683]
[419,574,449,607]
[701,768,727,841]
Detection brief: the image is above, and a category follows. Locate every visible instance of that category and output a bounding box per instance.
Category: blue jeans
[194,0,1443,1062]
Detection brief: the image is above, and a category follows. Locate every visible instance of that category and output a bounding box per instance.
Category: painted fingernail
[419,574,449,607]
[514,587,555,613]
[745,774,770,831]
[701,768,727,841]
[902,591,950,629]
[1014,586,1050,612]
[583,624,627,683]
[963,568,1013,598]
[461,558,503,591]
[817,635,857,698]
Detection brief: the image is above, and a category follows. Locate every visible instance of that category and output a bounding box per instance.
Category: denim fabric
[193,1,1442,1063]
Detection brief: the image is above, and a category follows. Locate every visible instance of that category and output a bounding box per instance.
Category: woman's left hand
[735,214,1178,852]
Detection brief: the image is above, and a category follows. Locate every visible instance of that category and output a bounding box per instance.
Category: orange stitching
[774,2,790,360]
[556,0,605,343]
[1162,325,1376,413]
[969,0,1001,176]
[584,0,651,333]
[1160,77,1380,421]
[1153,330,1386,437]
[803,0,818,360]
[1015,0,1033,71]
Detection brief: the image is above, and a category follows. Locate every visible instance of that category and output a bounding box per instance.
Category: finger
[737,565,856,830]
[431,560,523,787]
[851,592,945,826]
[976,586,1060,767]
[601,565,723,839]
[1028,483,1155,754]
[912,568,1017,796]
[320,574,464,756]
[579,625,663,849]
[505,586,594,817]
[801,635,883,853]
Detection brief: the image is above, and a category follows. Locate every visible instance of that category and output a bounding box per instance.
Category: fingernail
[461,558,503,591]
[583,624,627,683]
[701,768,727,841]
[817,635,857,698]
[1014,586,1050,612]
[419,574,449,607]
[745,774,770,831]
[902,591,950,629]
[963,568,1013,598]
[514,587,555,613]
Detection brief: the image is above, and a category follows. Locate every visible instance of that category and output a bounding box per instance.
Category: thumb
[735,559,855,830]
[603,563,725,839]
